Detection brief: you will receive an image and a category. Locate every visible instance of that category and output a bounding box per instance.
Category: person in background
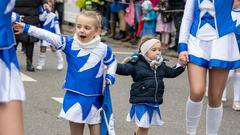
[168,0,185,51]
[155,0,175,49]
[53,0,64,29]
[14,0,48,72]
[140,0,157,38]
[36,1,64,71]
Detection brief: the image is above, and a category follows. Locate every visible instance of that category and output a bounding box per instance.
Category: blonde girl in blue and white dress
[178,0,240,135]
[0,0,25,135]
[36,1,64,71]
[14,10,117,135]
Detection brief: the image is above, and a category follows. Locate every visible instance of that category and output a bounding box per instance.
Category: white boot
[233,72,240,111]
[36,52,46,70]
[55,50,64,70]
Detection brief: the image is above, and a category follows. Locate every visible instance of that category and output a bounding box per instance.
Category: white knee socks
[55,50,63,63]
[38,52,47,66]
[186,98,203,135]
[206,104,223,135]
[233,73,240,102]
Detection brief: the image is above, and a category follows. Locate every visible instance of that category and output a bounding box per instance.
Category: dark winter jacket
[116,55,184,104]
[14,0,47,43]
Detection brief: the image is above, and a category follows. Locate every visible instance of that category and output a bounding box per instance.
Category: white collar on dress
[72,33,100,50]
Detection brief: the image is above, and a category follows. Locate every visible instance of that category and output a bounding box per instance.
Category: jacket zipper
[154,69,158,102]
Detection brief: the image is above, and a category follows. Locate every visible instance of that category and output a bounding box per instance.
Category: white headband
[140,39,161,55]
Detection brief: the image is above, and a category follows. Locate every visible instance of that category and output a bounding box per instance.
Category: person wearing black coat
[116,37,185,135]
[14,0,48,71]
[117,55,184,104]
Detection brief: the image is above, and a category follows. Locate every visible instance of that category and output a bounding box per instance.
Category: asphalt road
[17,42,240,135]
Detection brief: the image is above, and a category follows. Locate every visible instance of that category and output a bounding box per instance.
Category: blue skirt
[126,103,164,128]
[188,33,240,69]
[59,90,103,124]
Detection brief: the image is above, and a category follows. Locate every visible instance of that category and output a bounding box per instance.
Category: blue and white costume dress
[232,7,240,50]
[126,103,164,128]
[0,0,25,102]
[23,24,117,124]
[178,0,240,69]
[39,8,61,46]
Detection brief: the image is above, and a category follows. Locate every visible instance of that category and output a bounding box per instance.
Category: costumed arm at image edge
[178,0,194,53]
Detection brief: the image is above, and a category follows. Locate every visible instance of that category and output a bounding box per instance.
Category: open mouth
[79,35,87,39]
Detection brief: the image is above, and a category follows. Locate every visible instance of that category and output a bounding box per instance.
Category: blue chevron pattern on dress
[130,104,161,124]
[63,91,102,121]
[200,12,216,29]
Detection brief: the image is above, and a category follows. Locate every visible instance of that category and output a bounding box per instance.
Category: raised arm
[14,23,66,50]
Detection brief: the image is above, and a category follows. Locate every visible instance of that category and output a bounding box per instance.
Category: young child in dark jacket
[116,36,185,135]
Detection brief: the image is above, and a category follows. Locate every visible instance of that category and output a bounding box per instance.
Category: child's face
[145,43,161,60]
[75,15,98,43]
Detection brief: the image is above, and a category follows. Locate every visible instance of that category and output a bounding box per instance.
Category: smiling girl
[14,10,117,135]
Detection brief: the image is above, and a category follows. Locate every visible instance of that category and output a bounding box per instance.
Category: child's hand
[178,51,189,66]
[43,3,49,10]
[13,22,25,35]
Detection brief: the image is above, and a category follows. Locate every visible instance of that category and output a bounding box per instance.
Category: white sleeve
[27,25,65,50]
[178,0,195,44]
[39,11,48,22]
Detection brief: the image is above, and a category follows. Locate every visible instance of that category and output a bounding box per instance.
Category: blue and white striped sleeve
[104,46,117,85]
[24,24,66,50]
[178,0,194,53]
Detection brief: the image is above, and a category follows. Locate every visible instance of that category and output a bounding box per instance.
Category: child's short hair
[76,10,102,29]
[138,36,159,53]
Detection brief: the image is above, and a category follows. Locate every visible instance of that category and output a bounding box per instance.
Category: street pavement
[17,40,240,135]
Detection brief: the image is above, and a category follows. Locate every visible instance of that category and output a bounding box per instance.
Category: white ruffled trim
[58,102,101,124]
[0,60,25,102]
[126,111,164,128]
